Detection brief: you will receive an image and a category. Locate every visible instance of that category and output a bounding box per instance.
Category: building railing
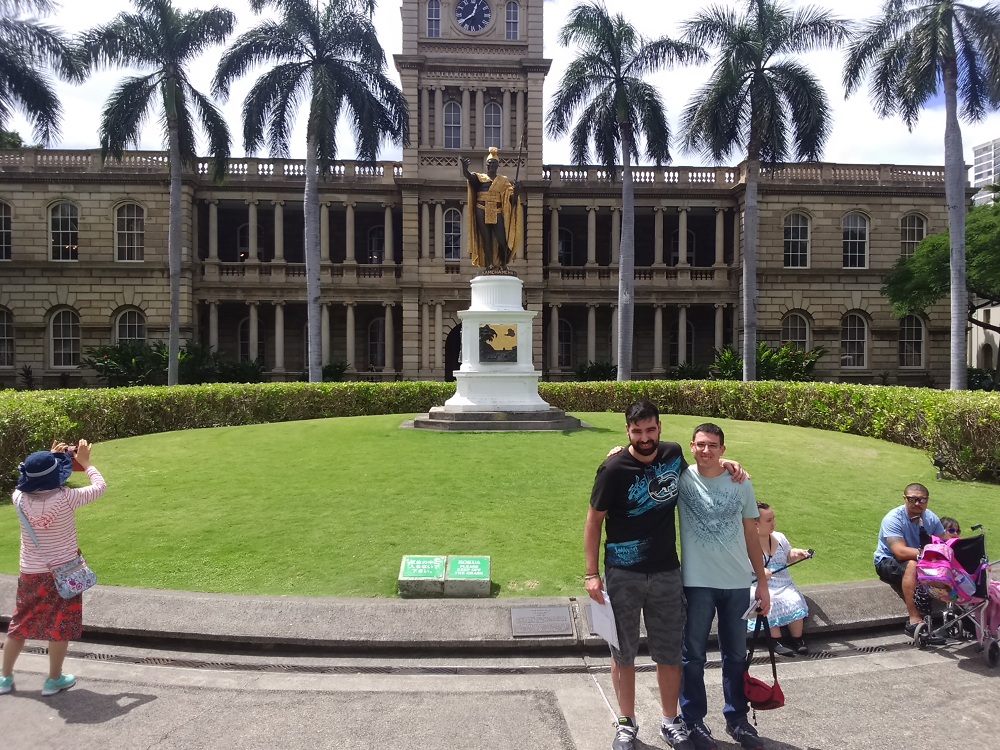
[0,149,948,188]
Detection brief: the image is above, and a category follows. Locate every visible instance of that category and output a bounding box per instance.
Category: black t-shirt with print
[590,442,686,574]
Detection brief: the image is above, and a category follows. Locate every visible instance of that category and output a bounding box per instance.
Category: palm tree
[213,0,409,383]
[0,0,81,145]
[844,0,1000,391]
[545,1,705,381]
[80,0,234,386]
[682,0,849,381]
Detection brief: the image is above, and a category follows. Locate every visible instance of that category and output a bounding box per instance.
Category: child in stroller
[913,524,1000,666]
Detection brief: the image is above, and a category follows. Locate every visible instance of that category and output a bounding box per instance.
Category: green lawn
[1,413,996,598]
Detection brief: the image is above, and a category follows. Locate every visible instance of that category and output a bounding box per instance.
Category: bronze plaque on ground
[510,605,574,637]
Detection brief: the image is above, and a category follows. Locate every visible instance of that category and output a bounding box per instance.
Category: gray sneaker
[726,717,764,749]
[612,717,637,750]
[688,721,719,750]
[660,717,694,750]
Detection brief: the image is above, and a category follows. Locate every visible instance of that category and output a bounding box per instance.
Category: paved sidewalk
[0,575,912,651]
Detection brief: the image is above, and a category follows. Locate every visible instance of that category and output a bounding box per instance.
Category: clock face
[455,0,492,33]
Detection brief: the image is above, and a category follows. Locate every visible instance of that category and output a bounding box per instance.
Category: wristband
[584,573,601,580]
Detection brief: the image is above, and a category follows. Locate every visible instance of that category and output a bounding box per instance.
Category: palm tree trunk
[304,134,322,382]
[942,58,967,390]
[742,160,759,381]
[167,121,183,386]
[617,126,635,381]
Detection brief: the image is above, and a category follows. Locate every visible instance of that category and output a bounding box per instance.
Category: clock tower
[394,0,550,378]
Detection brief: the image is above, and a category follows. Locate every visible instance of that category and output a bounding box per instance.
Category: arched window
[558,319,573,368]
[981,343,995,371]
[50,202,78,261]
[898,315,924,368]
[444,208,462,261]
[0,201,10,261]
[783,212,810,268]
[900,214,926,258]
[367,225,385,264]
[781,312,810,350]
[50,309,80,368]
[116,203,145,261]
[444,101,462,149]
[843,213,868,268]
[558,226,574,265]
[668,322,695,367]
[669,230,696,265]
[484,101,502,149]
[238,317,266,362]
[368,317,385,369]
[0,308,13,367]
[116,309,146,342]
[505,1,519,40]
[427,0,441,37]
[237,222,266,261]
[840,313,867,368]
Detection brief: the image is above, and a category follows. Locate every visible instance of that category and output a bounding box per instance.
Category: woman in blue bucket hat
[1,440,107,697]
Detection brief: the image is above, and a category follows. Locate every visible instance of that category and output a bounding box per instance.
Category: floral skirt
[7,572,83,641]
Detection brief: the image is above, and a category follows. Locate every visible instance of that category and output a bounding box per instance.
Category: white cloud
[8,0,1000,167]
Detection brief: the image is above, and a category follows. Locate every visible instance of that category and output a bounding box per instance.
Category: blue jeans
[680,586,750,726]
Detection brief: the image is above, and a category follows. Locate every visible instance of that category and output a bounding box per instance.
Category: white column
[653,207,664,265]
[248,302,259,360]
[502,89,512,148]
[421,303,430,371]
[435,87,443,148]
[549,206,560,265]
[345,302,356,371]
[732,208,741,265]
[587,304,597,363]
[715,207,726,266]
[420,86,430,148]
[273,201,285,262]
[321,303,330,366]
[611,207,620,264]
[678,207,690,266]
[461,88,471,149]
[208,201,218,261]
[434,201,445,260]
[209,301,218,350]
[715,303,726,352]
[653,305,664,373]
[434,303,443,371]
[549,304,560,371]
[383,203,394,264]
[610,306,618,366]
[587,206,597,266]
[515,90,524,149]
[421,201,430,259]
[321,202,330,261]
[384,303,395,372]
[273,302,285,372]
[345,202,355,262]
[475,89,484,148]
[246,200,258,262]
[678,304,689,365]
[461,201,468,260]
[189,195,198,263]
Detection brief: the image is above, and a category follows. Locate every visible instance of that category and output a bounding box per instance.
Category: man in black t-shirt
[584,401,691,750]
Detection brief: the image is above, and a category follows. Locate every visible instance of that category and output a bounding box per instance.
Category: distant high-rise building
[972,138,1000,205]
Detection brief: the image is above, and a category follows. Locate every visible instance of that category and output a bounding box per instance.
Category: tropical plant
[545,1,705,381]
[79,0,235,387]
[682,0,849,381]
[844,0,1000,390]
[0,0,81,144]
[710,342,826,381]
[213,0,409,383]
[573,359,618,381]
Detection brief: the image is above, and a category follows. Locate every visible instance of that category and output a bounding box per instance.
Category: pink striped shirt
[13,466,107,573]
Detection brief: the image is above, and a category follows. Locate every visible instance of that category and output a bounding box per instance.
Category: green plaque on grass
[444,555,491,597]
[400,555,447,579]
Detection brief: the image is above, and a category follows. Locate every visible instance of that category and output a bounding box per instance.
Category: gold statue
[461,147,523,272]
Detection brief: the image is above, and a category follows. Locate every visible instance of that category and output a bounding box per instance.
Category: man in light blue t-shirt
[677,424,771,750]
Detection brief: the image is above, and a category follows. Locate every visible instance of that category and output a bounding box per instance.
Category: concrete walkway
[0,575,914,652]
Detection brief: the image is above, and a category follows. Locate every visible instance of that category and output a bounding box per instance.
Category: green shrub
[573,360,618,381]
[710,342,826,381]
[323,361,349,382]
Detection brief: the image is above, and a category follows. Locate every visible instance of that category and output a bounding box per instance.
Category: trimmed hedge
[2,380,998,494]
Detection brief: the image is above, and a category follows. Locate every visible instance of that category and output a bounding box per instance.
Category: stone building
[0,0,955,389]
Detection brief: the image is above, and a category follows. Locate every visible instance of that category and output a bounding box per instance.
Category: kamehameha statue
[460,147,523,274]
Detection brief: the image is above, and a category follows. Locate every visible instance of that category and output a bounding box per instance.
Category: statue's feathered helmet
[486,147,500,163]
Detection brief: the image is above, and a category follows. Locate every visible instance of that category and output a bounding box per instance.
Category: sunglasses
[944,527,959,534]
[904,496,928,504]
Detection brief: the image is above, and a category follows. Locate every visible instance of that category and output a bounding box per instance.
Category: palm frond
[0,46,61,142]
[240,61,309,156]
[213,23,307,98]
[185,82,231,180]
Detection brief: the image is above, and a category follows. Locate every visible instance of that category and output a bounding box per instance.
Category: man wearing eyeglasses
[874,483,946,635]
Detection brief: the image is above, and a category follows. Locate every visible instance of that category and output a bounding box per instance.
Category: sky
[7,0,1000,169]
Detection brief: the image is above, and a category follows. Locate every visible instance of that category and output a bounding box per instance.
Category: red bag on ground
[744,615,785,710]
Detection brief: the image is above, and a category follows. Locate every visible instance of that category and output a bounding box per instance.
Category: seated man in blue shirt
[873,483,945,635]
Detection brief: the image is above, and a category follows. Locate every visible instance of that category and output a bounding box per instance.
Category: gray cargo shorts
[604,566,686,667]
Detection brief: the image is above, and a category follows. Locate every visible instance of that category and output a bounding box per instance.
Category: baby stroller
[912,525,1000,666]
